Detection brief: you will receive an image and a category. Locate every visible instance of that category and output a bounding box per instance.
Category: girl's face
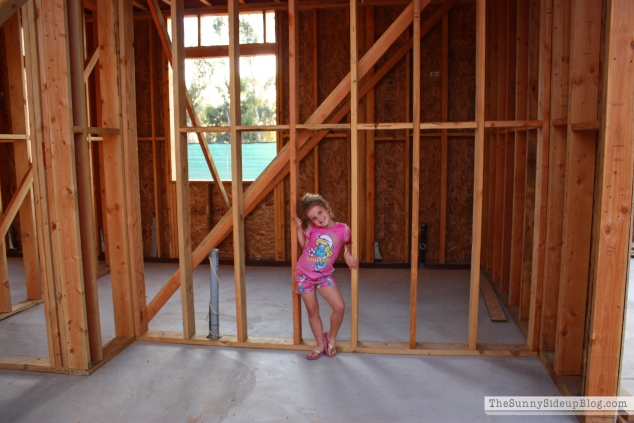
[306,205,333,228]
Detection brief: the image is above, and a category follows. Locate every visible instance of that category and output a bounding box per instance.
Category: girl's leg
[318,285,345,346]
[301,290,325,351]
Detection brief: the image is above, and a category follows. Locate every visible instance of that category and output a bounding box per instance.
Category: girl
[292,193,359,360]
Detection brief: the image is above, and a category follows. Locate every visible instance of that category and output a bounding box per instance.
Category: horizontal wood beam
[0,299,43,321]
[570,120,599,131]
[180,125,290,132]
[0,134,27,141]
[484,120,542,128]
[0,166,33,242]
[186,43,276,59]
[73,126,120,135]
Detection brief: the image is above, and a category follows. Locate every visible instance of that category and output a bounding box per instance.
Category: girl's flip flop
[324,332,336,357]
[306,347,325,360]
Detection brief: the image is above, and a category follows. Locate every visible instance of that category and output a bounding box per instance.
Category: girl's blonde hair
[298,193,335,229]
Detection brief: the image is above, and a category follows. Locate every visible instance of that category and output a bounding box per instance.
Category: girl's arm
[343,243,359,269]
[291,215,307,249]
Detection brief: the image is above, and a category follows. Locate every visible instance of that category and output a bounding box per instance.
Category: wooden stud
[554,0,603,375]
[485,0,498,277]
[438,13,448,264]
[288,0,301,345]
[312,9,319,194]
[492,0,509,283]
[4,12,40,302]
[365,5,375,262]
[68,0,102,362]
[118,0,148,336]
[274,10,285,262]
[22,0,64,367]
[499,0,517,298]
[480,0,491,273]
[527,0,552,351]
[508,0,529,306]
[409,0,421,350]
[0,176,8,312]
[539,0,570,352]
[170,0,196,339]
[468,0,485,350]
[98,0,137,339]
[39,0,91,370]
[519,0,540,321]
[350,0,359,348]
[228,0,248,342]
[584,0,634,399]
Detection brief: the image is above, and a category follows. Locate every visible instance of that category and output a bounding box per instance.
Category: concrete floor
[3,256,629,421]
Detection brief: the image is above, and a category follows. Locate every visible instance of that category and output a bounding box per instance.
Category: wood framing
[408,0,421,350]
[526,0,552,351]
[170,0,196,339]
[4,11,40,302]
[228,0,248,342]
[584,0,634,399]
[288,0,301,345]
[468,0,485,350]
[554,0,602,376]
[539,0,570,352]
[350,0,359,349]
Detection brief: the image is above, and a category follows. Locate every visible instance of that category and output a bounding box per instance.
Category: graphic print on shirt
[307,234,334,271]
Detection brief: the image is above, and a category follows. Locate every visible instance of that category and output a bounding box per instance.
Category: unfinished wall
[131,3,477,264]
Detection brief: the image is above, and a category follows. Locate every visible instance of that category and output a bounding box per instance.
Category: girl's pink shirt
[295,222,351,279]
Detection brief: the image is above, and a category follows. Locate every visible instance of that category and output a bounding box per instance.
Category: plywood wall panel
[138,139,155,256]
[420,5,442,123]
[374,139,408,262]
[189,182,210,250]
[134,19,152,138]
[448,4,476,122]
[418,137,442,263]
[446,136,474,262]
[244,189,276,260]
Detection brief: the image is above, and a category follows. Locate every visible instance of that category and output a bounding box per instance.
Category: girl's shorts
[295,272,336,295]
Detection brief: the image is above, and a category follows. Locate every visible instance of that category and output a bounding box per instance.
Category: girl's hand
[344,250,359,269]
[291,215,302,230]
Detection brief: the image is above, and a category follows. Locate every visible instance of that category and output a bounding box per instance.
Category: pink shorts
[295,272,336,295]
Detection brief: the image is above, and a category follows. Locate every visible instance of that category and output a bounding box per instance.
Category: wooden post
[350,0,359,349]
[500,0,518,298]
[98,0,136,339]
[22,0,64,368]
[527,0,552,351]
[229,0,247,342]
[274,10,285,262]
[39,0,91,370]
[519,0,540,321]
[118,0,148,336]
[584,0,634,402]
[555,0,603,375]
[288,0,301,345]
[0,174,9,312]
[170,0,195,339]
[409,0,421,350]
[468,0,485,350]
[68,0,102,361]
[539,0,570,352]
[365,5,375,262]
[508,0,529,306]
[4,11,40,302]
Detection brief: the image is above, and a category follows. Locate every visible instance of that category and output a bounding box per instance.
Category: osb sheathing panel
[134,19,152,138]
[448,4,476,122]
[418,137,442,262]
[209,182,277,260]
[446,136,474,262]
[420,5,442,122]
[138,140,155,256]
[317,8,350,113]
[374,5,408,138]
[189,182,210,250]
[374,139,408,262]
